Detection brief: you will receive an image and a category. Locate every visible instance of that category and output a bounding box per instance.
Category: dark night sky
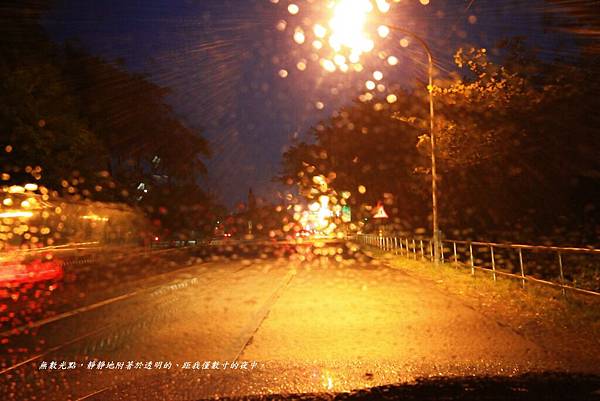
[43,0,573,208]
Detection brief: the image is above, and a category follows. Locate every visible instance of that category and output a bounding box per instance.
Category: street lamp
[297,0,441,262]
[386,25,440,263]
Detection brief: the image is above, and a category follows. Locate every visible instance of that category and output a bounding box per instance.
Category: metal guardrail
[357,234,600,297]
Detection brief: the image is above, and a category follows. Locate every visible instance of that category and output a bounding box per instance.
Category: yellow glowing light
[313,24,327,38]
[420,0,430,5]
[373,70,383,80]
[24,183,38,191]
[322,371,335,390]
[8,185,25,194]
[293,28,305,44]
[278,69,288,78]
[365,80,376,90]
[377,25,390,38]
[333,54,346,66]
[288,4,299,15]
[387,55,399,65]
[360,92,373,101]
[312,175,326,185]
[81,214,109,222]
[358,185,367,194]
[320,58,336,72]
[297,60,307,70]
[312,40,323,49]
[328,0,374,58]
[316,197,332,229]
[376,0,391,13]
[386,94,398,103]
[0,211,33,219]
[400,38,409,47]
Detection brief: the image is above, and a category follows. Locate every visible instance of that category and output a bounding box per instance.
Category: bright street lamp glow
[313,24,327,38]
[387,55,399,65]
[377,25,390,38]
[0,211,33,219]
[375,0,391,13]
[328,0,374,58]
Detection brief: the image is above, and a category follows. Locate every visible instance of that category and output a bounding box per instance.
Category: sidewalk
[361,245,600,373]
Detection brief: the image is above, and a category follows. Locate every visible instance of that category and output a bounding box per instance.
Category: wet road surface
[1,243,598,400]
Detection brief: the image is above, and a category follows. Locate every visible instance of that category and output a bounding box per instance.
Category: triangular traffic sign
[372,202,388,219]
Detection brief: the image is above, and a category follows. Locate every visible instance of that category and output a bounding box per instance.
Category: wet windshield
[1,1,600,400]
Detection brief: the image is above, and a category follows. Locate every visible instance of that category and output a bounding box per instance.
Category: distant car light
[0,210,34,218]
[0,258,63,286]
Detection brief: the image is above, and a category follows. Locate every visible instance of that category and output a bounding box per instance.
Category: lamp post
[387,25,440,263]
[309,0,441,262]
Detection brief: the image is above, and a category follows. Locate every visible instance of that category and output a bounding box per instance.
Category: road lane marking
[0,263,254,376]
[233,267,297,362]
[0,262,217,338]
[75,386,110,401]
[0,325,109,375]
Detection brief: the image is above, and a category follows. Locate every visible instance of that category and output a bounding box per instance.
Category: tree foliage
[0,4,217,237]
[280,96,430,230]
[63,47,210,185]
[281,40,600,245]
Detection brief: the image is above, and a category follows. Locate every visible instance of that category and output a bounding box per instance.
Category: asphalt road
[1,242,598,400]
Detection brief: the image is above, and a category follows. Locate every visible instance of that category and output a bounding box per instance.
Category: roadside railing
[357,234,600,297]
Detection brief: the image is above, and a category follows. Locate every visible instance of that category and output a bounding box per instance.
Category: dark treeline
[0,1,221,239]
[280,37,600,247]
